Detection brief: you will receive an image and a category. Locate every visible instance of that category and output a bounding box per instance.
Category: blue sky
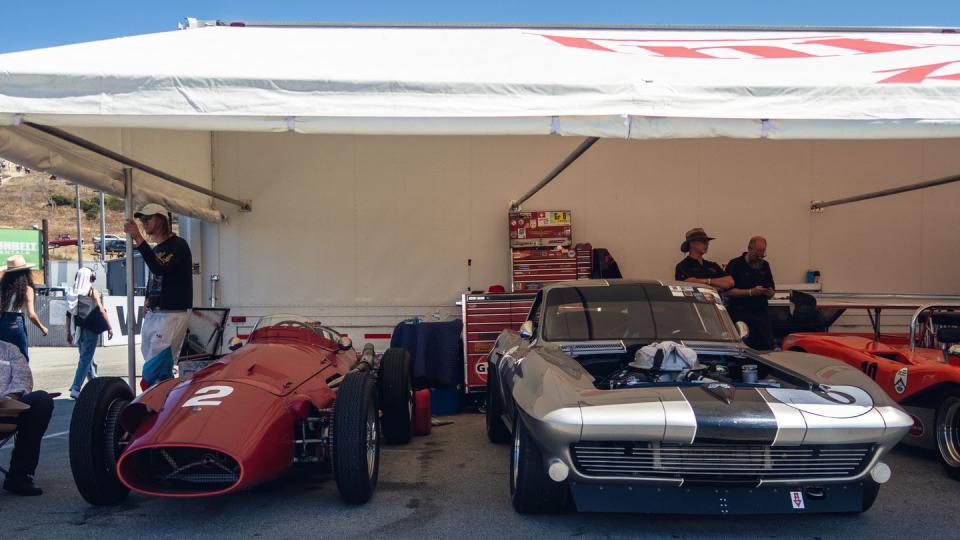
[1,1,958,54]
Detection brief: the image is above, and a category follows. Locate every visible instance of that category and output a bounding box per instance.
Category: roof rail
[181,19,960,34]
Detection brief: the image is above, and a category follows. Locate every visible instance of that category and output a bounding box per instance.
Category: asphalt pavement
[2,347,960,539]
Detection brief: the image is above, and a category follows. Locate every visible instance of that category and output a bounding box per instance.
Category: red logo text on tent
[536,34,960,83]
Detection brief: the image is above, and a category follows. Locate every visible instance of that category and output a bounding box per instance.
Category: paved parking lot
[4,347,960,539]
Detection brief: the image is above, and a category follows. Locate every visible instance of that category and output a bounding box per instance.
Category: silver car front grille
[570,442,874,482]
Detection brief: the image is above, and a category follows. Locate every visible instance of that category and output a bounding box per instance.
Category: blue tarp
[390,319,463,389]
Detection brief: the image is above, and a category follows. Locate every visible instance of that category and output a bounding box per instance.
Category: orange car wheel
[936,394,960,480]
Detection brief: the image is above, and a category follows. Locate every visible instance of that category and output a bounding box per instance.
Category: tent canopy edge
[3,114,960,139]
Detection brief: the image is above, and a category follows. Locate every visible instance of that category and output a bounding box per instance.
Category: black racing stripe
[680,387,777,444]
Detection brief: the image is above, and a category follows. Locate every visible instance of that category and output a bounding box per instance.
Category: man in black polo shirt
[725,236,776,350]
[674,228,734,291]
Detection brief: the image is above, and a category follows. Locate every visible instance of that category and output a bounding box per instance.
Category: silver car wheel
[938,399,960,468]
[366,406,378,479]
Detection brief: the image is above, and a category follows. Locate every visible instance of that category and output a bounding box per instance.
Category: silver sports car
[486,280,913,515]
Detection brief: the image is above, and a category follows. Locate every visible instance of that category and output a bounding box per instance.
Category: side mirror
[520,321,534,340]
[338,336,353,350]
[937,327,960,344]
[228,336,244,351]
[736,321,750,340]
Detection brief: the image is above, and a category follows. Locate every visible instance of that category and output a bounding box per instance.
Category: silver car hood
[511,342,911,448]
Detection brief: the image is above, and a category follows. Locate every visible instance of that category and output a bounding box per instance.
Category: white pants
[141,310,190,365]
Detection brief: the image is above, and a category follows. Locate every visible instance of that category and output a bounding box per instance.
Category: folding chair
[0,392,60,478]
[0,397,31,477]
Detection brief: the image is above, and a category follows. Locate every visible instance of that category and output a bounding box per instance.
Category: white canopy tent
[2,22,960,388]
[0,23,958,219]
[2,23,960,138]
[2,23,960,215]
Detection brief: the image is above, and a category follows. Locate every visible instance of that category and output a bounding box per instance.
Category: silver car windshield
[541,284,739,342]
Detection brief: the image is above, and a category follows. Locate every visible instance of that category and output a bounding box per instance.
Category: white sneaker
[69,389,80,399]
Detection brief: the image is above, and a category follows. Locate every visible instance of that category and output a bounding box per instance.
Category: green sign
[0,228,42,268]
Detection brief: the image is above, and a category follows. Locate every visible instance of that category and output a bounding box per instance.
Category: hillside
[0,163,128,261]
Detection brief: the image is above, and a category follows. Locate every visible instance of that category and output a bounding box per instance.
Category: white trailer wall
[204,133,960,315]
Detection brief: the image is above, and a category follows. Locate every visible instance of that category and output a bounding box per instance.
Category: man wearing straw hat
[674,228,734,291]
[124,203,193,388]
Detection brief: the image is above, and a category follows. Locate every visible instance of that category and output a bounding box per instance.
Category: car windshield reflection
[541,284,738,342]
[253,314,343,342]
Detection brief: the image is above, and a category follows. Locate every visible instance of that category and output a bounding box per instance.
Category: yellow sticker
[547,211,570,225]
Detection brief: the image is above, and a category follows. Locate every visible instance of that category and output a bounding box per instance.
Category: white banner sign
[103,296,145,347]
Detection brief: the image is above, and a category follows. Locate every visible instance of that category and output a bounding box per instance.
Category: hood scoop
[703,383,736,404]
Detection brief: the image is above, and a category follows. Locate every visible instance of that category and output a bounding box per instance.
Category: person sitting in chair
[0,340,53,496]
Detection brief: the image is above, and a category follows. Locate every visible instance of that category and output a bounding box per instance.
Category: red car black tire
[69,377,133,505]
[379,348,414,444]
[333,369,380,504]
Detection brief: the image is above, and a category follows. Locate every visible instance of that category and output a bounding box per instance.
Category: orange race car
[783,303,960,479]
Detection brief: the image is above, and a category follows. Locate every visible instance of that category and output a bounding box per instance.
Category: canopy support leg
[75,183,83,269]
[124,168,137,392]
[811,172,960,210]
[99,192,106,264]
[23,121,251,212]
[509,137,598,211]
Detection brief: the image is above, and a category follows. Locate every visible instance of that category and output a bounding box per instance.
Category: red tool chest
[461,211,595,394]
[461,292,537,394]
[576,243,593,279]
[510,210,576,292]
[511,247,579,291]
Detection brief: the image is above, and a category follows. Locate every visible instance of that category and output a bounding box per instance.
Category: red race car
[783,302,960,478]
[69,313,417,505]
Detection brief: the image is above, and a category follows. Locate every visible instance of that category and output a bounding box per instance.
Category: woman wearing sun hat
[0,255,49,362]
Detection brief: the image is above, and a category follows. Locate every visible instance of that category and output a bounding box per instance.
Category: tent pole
[510,137,598,211]
[124,168,137,392]
[41,219,49,286]
[811,172,960,210]
[75,183,83,269]
[23,122,251,212]
[99,192,106,264]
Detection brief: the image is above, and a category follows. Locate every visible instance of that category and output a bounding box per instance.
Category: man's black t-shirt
[725,253,775,311]
[138,235,193,310]
[675,256,728,282]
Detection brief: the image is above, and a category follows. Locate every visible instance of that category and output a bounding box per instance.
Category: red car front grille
[120,447,241,494]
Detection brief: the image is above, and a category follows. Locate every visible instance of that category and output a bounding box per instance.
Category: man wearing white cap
[124,203,193,388]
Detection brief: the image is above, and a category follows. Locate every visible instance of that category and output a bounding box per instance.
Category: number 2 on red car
[182,385,235,407]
